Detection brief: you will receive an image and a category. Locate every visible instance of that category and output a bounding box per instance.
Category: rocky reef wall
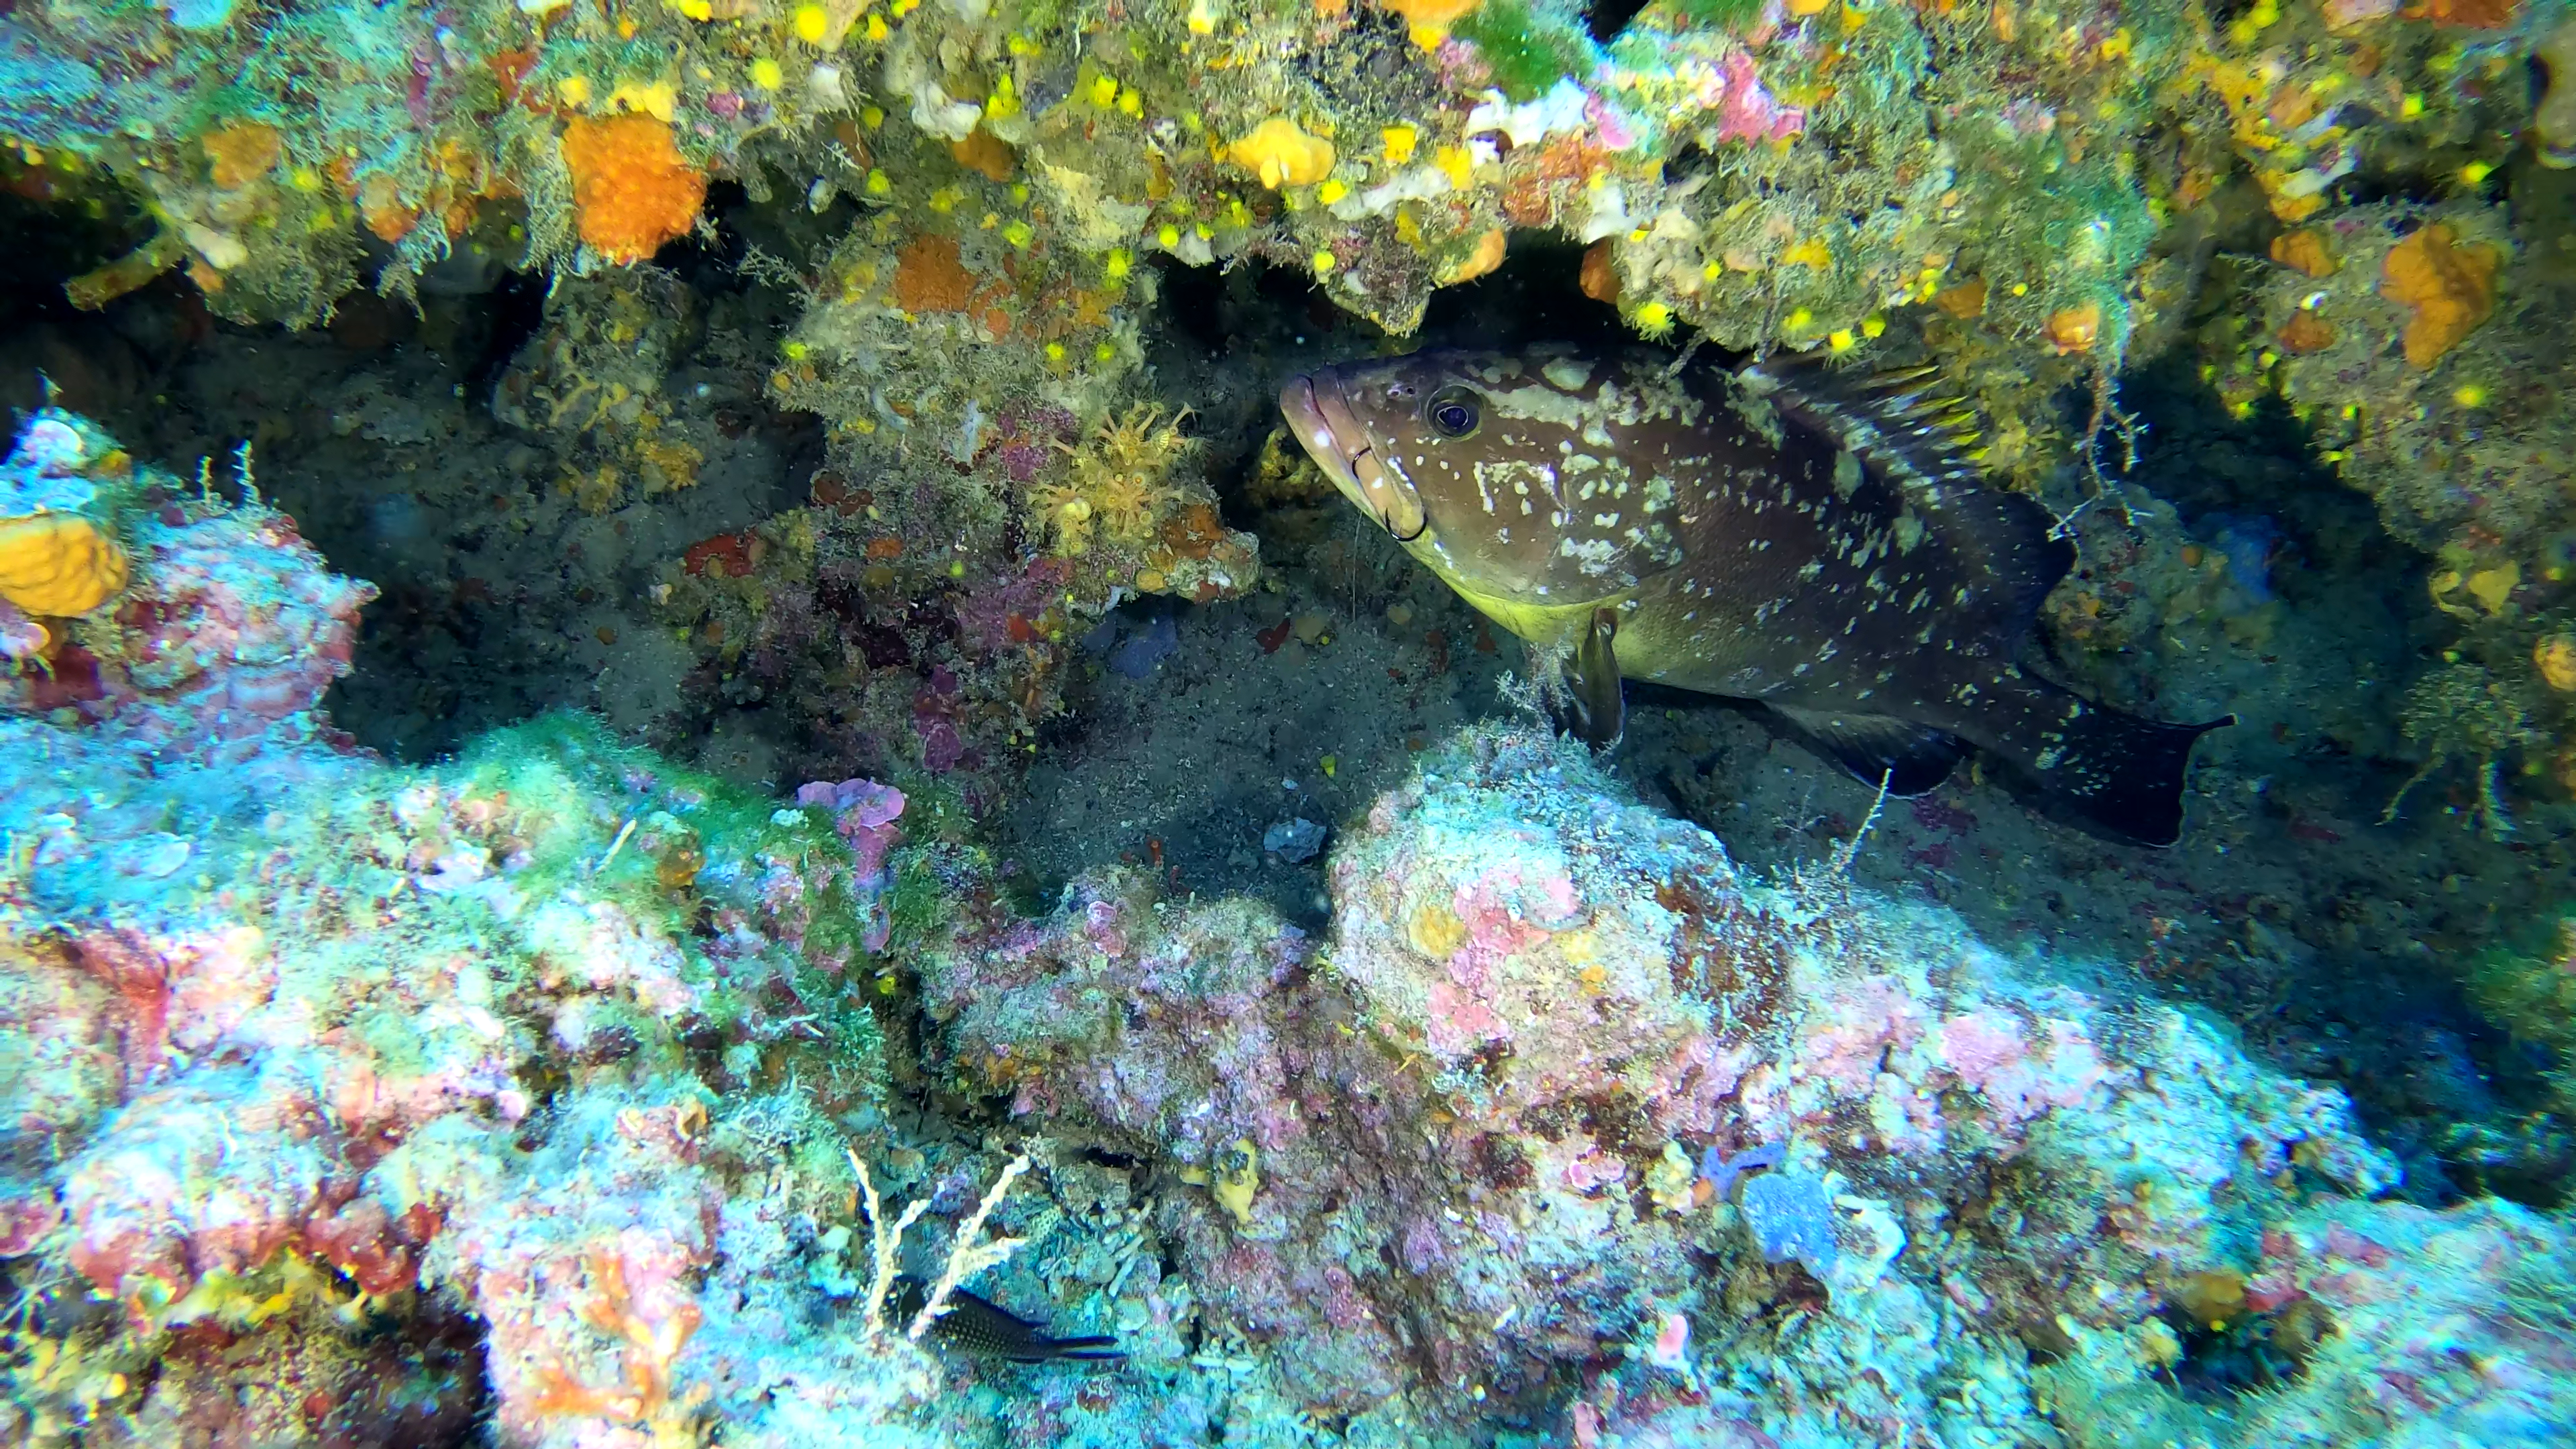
[1,409,2570,1446]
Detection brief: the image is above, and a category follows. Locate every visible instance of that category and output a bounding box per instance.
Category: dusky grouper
[1278,344,2229,847]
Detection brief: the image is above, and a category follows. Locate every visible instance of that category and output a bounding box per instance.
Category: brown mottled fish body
[1279,345,2226,846]
[894,1277,1124,1364]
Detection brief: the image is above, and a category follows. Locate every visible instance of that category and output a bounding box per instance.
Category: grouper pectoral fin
[1962,667,2235,849]
[1766,704,1970,798]
[1572,607,1625,747]
[1533,607,1626,748]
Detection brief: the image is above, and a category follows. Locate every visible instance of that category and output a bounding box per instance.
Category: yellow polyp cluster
[1406,899,1468,959]
[1057,405,1194,546]
[0,512,129,617]
[1225,117,1335,189]
[1030,481,1096,554]
[1780,238,1832,269]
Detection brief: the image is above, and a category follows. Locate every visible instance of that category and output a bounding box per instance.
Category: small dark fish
[893,1277,1125,1364]
[1279,345,2231,847]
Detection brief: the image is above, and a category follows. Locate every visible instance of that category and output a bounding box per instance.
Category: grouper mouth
[1278,374,1426,541]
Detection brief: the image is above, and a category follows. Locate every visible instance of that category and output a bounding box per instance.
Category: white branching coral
[845,1148,1033,1342]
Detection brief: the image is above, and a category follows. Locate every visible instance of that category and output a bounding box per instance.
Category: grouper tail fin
[1964,667,2233,848]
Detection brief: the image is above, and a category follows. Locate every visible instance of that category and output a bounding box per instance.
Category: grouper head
[1279,346,1693,624]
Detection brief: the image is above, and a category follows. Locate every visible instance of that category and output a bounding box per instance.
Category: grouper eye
[1427,386,1481,438]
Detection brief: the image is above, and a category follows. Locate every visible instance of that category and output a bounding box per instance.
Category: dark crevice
[1585,0,1654,40]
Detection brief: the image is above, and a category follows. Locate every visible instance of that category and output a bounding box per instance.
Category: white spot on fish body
[1542,358,1594,390]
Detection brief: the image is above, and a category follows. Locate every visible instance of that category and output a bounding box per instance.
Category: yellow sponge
[1225,118,1335,190]
[0,513,129,616]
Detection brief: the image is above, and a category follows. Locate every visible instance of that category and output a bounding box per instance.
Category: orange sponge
[0,513,129,616]
[561,116,708,264]
[2379,223,2501,369]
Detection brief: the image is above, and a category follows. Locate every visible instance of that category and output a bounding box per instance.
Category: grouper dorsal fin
[1735,353,1989,495]
[1736,352,2074,648]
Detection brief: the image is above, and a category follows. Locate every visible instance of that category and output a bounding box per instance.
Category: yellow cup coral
[0,513,129,616]
[1226,118,1336,190]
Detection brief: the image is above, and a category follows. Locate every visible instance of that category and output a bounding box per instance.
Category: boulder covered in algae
[916,721,2576,1445]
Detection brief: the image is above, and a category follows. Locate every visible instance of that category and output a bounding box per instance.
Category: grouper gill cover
[1282,345,2230,847]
